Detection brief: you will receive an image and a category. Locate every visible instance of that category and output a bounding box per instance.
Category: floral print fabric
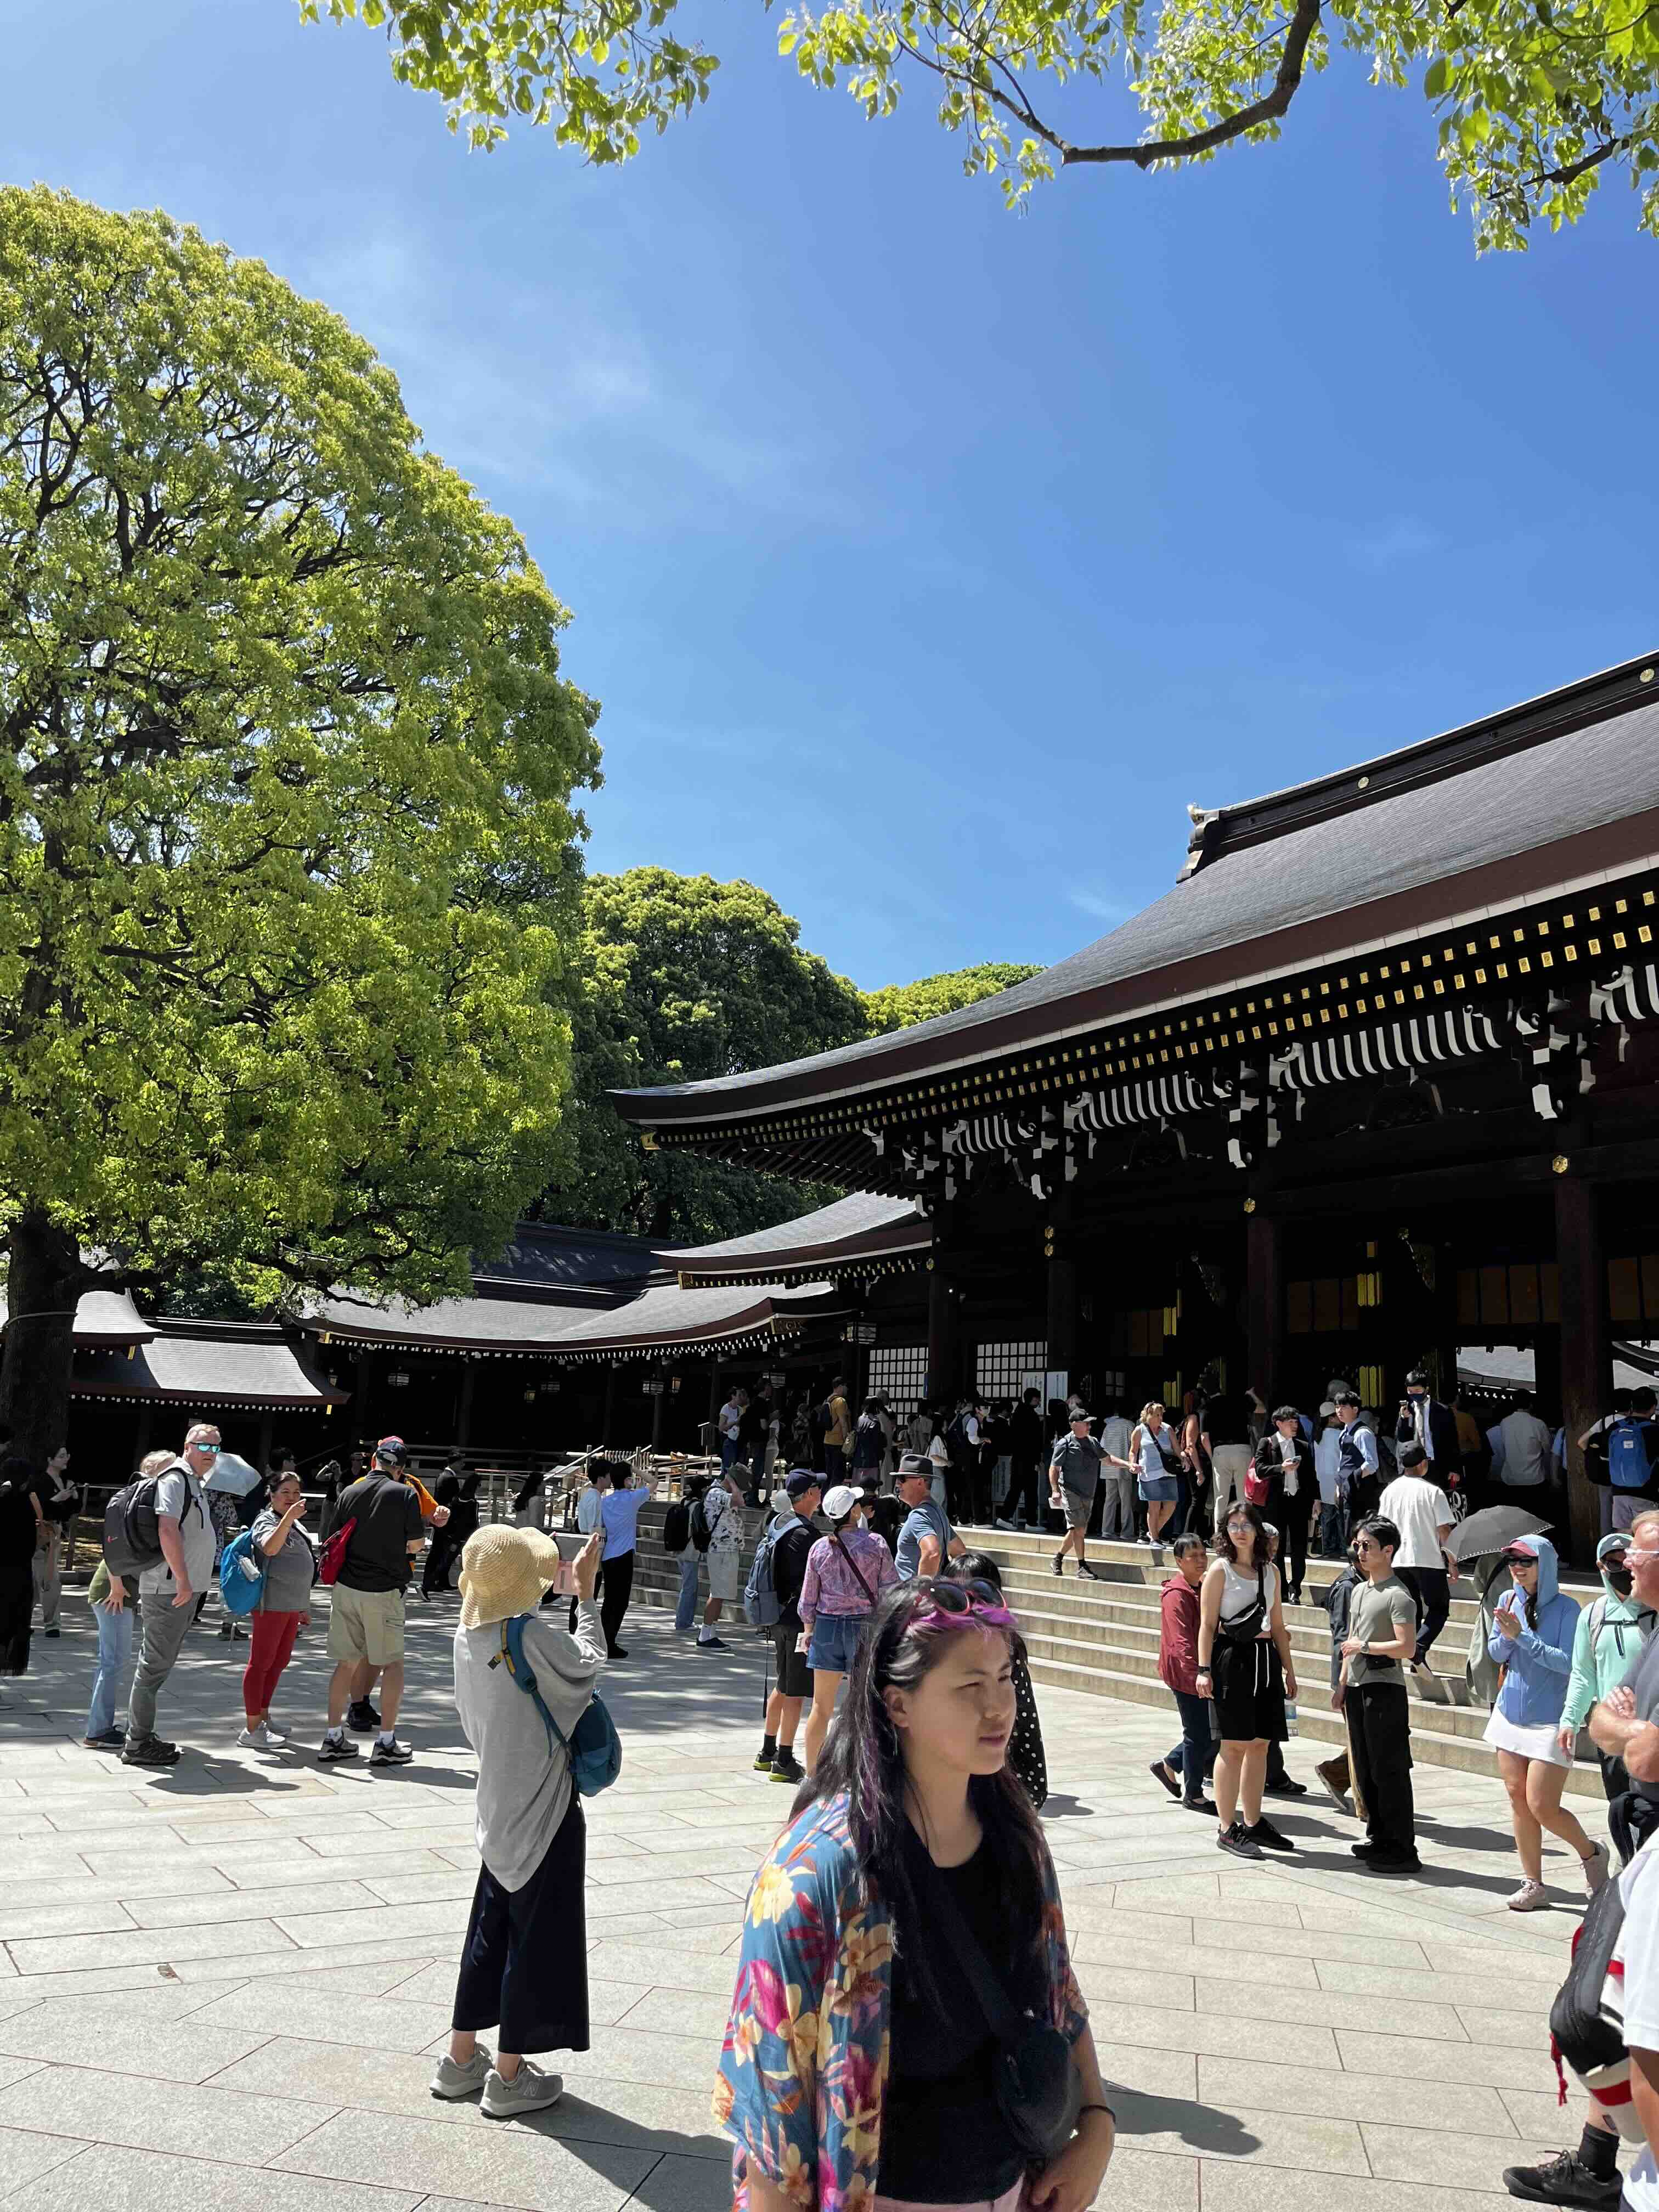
[713,1792,1087,2212]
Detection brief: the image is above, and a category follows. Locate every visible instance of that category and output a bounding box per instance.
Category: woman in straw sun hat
[432,1521,605,2120]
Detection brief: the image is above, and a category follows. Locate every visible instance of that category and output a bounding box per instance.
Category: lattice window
[976,1340,1047,1404]
[868,1344,928,1414]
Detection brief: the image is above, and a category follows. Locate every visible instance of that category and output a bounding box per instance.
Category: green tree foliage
[538,867,867,1242]
[0,185,600,1459]
[297,0,1659,244]
[864,961,1040,1033]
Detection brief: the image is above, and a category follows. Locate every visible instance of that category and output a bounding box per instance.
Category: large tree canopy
[299,0,1659,244]
[537,868,867,1243]
[537,879,1037,1244]
[0,185,600,1459]
[865,961,1041,1033]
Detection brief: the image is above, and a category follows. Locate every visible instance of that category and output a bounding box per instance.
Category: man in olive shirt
[1338,1513,1421,1871]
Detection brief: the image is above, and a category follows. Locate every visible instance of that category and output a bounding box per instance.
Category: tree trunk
[0,1210,84,1465]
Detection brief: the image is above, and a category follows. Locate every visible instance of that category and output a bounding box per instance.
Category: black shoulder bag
[918,1855,1087,2164]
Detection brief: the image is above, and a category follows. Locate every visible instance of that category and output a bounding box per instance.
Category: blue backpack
[497,1614,621,1796]
[217,1526,266,1616]
[1609,1418,1655,1493]
[743,1512,790,1627]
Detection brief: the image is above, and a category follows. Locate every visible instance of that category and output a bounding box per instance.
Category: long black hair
[793,1577,1049,2004]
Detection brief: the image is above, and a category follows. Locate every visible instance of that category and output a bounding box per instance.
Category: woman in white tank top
[1195,1502,1298,1861]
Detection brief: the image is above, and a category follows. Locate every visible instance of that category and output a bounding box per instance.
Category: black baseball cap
[785,1469,821,1500]
[374,1435,408,1464]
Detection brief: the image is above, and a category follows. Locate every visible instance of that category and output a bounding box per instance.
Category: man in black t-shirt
[1004,1389,1046,1530]
[320,1436,431,1768]
[754,1471,821,1787]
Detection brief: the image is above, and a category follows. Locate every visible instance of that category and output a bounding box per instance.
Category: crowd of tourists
[18,1374,1659,2212]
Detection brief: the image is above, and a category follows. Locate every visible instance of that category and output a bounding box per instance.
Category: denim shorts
[1138,1475,1179,1503]
[808,1614,866,1674]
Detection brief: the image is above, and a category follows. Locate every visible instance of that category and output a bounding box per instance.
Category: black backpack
[663,1499,691,1556]
[944,1415,972,1466]
[103,1461,199,1578]
[1549,1869,1628,2089]
[688,1491,713,1551]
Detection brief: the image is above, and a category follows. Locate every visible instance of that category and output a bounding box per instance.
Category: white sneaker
[1583,1842,1611,1895]
[237,1723,287,1751]
[431,2045,493,2099]
[1508,1878,1550,1912]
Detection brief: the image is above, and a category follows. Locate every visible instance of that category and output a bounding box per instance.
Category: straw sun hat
[458,1522,565,1630]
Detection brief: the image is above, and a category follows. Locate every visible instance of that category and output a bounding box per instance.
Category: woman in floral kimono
[715,1576,1115,2212]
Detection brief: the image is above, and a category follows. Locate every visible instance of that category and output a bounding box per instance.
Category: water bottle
[1284,1700,1299,1736]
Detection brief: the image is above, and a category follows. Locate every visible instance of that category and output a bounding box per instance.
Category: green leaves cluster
[538,867,869,1243]
[0,185,600,1327]
[297,0,717,159]
[864,961,1041,1032]
[297,0,1659,243]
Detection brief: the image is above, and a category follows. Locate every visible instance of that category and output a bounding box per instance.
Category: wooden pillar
[600,1363,617,1449]
[926,1265,959,1405]
[256,1410,274,1473]
[650,1373,666,1451]
[1555,1171,1607,1566]
[1244,1206,1284,1406]
[456,1364,475,1453]
[1045,1251,1077,1389]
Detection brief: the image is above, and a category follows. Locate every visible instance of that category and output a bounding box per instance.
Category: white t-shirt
[1314,1429,1343,1504]
[1377,1475,1455,1572]
[1616,1839,1659,2203]
[719,1400,742,1441]
[704,1479,742,1555]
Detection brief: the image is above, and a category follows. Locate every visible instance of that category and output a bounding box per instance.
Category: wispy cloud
[1350,518,1442,574]
[1068,888,1134,926]
[279,221,862,533]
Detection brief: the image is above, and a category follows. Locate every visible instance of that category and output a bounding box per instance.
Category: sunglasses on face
[194,1442,220,1455]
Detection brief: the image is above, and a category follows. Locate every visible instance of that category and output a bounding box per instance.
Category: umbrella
[204,1451,263,1499]
[1446,1503,1551,1563]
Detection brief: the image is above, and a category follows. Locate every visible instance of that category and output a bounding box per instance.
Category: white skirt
[1482,1707,1571,1767]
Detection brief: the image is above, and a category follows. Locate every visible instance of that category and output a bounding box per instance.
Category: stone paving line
[0,1587,1625,2212]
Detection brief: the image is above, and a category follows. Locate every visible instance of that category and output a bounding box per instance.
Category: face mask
[1608,1566,1635,1598]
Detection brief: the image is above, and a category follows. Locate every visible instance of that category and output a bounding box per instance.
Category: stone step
[1018,1650,1605,1798]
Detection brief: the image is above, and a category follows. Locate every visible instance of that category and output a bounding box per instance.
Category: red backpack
[318,1517,357,1585]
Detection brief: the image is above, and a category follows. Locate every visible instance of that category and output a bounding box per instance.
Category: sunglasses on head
[913,1577,1015,1629]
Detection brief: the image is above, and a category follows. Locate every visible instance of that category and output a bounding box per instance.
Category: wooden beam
[1245,1208,1285,1404]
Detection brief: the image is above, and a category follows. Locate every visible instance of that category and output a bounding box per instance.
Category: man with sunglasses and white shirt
[124,1422,219,1768]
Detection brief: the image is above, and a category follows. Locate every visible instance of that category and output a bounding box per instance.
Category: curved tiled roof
[614,655,1659,1125]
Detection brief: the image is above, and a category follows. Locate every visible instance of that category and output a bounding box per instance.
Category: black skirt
[1211,1633,1287,1743]
[452,1788,589,2055]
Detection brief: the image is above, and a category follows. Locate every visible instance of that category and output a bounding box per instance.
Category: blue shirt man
[893,1453,965,1580]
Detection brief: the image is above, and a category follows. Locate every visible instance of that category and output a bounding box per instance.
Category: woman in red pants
[239,1465,315,1751]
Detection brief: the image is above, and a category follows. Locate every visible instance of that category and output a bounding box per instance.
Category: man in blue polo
[894,1452,966,1580]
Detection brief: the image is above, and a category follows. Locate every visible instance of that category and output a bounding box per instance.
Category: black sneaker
[1149,1759,1181,1799]
[753,1748,778,1772]
[44,1626,60,1638]
[318,1733,360,1762]
[1364,1850,1424,1874]
[121,1734,180,1768]
[1077,1561,1100,1579]
[1351,1840,1381,1859]
[770,1752,805,1785]
[1052,1554,1064,1576]
[369,1736,414,1765]
[1263,1776,1308,1798]
[1246,1816,1296,1853]
[696,1635,729,1652]
[82,1727,125,1750]
[1503,2151,1622,2210]
[1217,1819,1264,1860]
[347,1700,381,1733]
[608,1646,629,1660]
[1182,1796,1218,1815]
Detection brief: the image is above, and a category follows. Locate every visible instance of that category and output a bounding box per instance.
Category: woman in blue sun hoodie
[1484,1533,1609,1910]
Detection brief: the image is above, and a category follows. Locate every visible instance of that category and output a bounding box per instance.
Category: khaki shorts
[707,1548,743,1604]
[328,1583,405,1667]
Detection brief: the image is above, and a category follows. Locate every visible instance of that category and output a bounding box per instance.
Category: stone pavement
[0,1588,1624,2212]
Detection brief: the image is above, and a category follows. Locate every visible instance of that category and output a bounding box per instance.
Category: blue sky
[5,0,1654,989]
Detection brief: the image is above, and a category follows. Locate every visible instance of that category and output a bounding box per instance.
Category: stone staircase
[625,1502,1607,1798]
